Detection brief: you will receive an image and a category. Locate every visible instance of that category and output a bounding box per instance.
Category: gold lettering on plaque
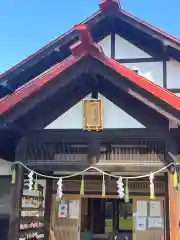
[83,99,103,131]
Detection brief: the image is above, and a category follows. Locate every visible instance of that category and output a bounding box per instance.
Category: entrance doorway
[80,198,133,240]
[50,195,165,240]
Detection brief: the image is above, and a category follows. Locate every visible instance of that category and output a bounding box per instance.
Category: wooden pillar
[44,178,53,239]
[88,139,100,165]
[8,137,27,240]
[8,165,24,240]
[168,172,179,240]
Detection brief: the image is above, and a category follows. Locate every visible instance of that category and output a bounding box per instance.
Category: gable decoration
[83,99,103,131]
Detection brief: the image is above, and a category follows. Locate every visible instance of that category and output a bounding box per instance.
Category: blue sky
[0,0,179,75]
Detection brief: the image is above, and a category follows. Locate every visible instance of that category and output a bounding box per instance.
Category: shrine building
[0,1,180,240]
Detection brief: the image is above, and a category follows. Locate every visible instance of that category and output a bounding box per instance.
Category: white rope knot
[28,171,34,191]
[57,178,63,199]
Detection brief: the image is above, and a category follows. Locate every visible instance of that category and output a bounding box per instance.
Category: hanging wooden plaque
[83,99,103,131]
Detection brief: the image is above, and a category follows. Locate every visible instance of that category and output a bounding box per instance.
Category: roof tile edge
[99,0,120,11]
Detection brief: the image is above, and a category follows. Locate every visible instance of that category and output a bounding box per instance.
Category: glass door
[104,199,116,235]
[89,198,133,239]
[116,200,133,240]
[90,198,115,239]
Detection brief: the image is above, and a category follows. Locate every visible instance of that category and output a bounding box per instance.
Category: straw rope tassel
[124,179,129,203]
[34,175,38,191]
[174,168,178,187]
[149,173,155,200]
[11,168,16,184]
[102,174,105,197]
[80,174,84,196]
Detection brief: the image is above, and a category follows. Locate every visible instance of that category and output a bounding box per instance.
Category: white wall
[0,159,11,175]
[114,35,180,89]
[99,34,152,60]
[167,59,180,88]
[45,93,144,129]
[98,34,164,87]
[115,35,151,59]
[121,62,163,87]
[98,35,111,58]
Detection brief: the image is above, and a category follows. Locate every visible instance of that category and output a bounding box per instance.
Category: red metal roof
[94,54,180,110]
[0,24,180,115]
[0,0,179,80]
[0,11,100,79]
[120,9,180,45]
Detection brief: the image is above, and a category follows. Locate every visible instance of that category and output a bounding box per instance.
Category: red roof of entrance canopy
[0,24,180,115]
[0,0,179,80]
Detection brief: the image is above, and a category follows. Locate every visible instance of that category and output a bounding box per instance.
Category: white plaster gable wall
[115,35,151,59]
[121,62,163,87]
[98,35,164,87]
[0,159,11,175]
[45,93,144,129]
[83,34,180,90]
[100,94,144,128]
[98,35,111,58]
[167,59,180,88]
[46,33,171,130]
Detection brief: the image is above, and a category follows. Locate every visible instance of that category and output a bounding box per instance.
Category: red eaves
[0,11,100,79]
[0,49,180,115]
[120,9,180,45]
[94,53,180,111]
[0,55,83,114]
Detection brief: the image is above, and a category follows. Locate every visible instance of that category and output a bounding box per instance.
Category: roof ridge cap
[99,0,120,11]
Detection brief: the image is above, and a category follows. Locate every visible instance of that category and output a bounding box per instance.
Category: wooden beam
[8,165,24,240]
[8,137,26,240]
[168,88,180,93]
[110,16,115,59]
[169,119,179,129]
[91,75,99,99]
[162,45,168,88]
[23,129,168,143]
[44,178,53,239]
[88,139,101,164]
[166,134,178,163]
[167,172,179,240]
[116,57,161,63]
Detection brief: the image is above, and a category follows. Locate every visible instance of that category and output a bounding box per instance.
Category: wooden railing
[104,143,165,164]
[25,139,165,169]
